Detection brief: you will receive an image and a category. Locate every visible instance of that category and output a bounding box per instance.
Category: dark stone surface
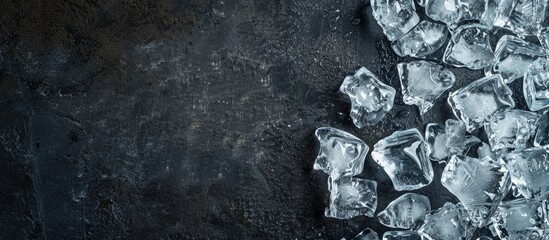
[0,0,528,239]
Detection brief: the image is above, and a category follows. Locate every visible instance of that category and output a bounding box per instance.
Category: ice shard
[443,24,495,70]
[494,0,548,37]
[484,109,540,151]
[397,61,455,115]
[535,112,549,150]
[448,74,515,132]
[391,21,448,58]
[340,67,396,127]
[505,148,549,200]
[487,35,546,84]
[425,119,480,161]
[538,27,549,58]
[370,0,420,41]
[382,231,421,240]
[491,198,548,239]
[418,202,473,240]
[524,58,549,111]
[441,155,511,227]
[377,193,431,229]
[371,128,433,191]
[325,177,378,219]
[314,127,368,179]
[352,228,380,240]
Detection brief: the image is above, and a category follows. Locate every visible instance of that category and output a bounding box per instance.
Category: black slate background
[0,0,529,239]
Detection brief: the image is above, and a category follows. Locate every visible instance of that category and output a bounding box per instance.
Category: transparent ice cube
[534,112,549,150]
[484,109,541,151]
[494,0,548,37]
[448,74,515,132]
[325,177,378,219]
[397,61,455,115]
[425,119,480,161]
[370,0,420,41]
[487,35,546,84]
[371,128,433,191]
[314,127,368,179]
[538,27,549,58]
[426,0,497,28]
[377,193,431,229]
[505,147,549,200]
[441,155,511,227]
[443,24,495,70]
[391,20,449,58]
[524,58,549,111]
[340,67,396,127]
[382,231,422,240]
[425,0,461,27]
[418,202,473,240]
[491,198,547,239]
[478,142,497,161]
[352,228,380,240]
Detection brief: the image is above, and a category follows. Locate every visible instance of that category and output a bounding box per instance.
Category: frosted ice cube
[352,228,380,240]
[397,61,455,115]
[494,0,548,36]
[505,148,549,200]
[391,21,448,58]
[371,128,433,191]
[535,112,549,150]
[418,202,473,240]
[538,27,549,58]
[325,177,378,219]
[487,35,546,84]
[370,0,420,41]
[314,127,368,179]
[448,74,515,132]
[340,67,396,127]
[485,109,541,151]
[425,0,461,27]
[524,58,549,111]
[441,155,511,227]
[491,198,547,239]
[382,231,421,240]
[377,193,431,229]
[443,24,495,70]
[425,119,480,161]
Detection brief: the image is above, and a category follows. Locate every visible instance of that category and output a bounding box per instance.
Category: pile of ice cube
[313,0,549,239]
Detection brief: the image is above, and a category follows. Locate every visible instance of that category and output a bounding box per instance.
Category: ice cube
[397,61,455,115]
[340,67,396,127]
[443,24,495,70]
[425,123,448,161]
[484,109,541,151]
[441,155,512,227]
[491,198,547,239]
[538,27,549,58]
[377,193,431,229]
[418,202,473,240]
[370,0,420,41]
[505,147,549,200]
[524,58,549,111]
[487,35,546,84]
[325,177,378,219]
[425,0,461,27]
[314,127,368,179]
[448,74,515,132]
[391,20,449,58]
[352,228,380,240]
[535,112,549,150]
[425,119,480,161]
[382,231,422,240]
[494,0,548,37]
[371,128,433,191]
[478,142,497,161]
[425,0,497,28]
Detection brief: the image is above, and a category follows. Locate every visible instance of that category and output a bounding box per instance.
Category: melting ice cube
[443,24,495,70]
[398,61,455,115]
[524,58,549,111]
[491,198,547,239]
[377,193,431,229]
[382,231,422,240]
[485,109,540,151]
[340,67,396,127]
[391,20,448,58]
[314,127,368,179]
[418,202,473,240]
[370,0,420,41]
[441,155,511,227]
[425,119,480,161]
[352,228,380,240]
[505,148,549,200]
[535,112,549,150]
[494,0,548,37]
[371,128,433,191]
[325,177,378,219]
[487,35,546,84]
[448,74,515,132]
